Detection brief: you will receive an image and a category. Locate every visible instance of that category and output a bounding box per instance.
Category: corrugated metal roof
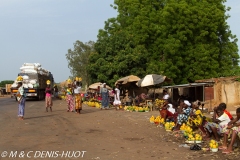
[162,83,210,88]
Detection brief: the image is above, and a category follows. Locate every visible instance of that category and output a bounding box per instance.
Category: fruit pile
[83,101,101,108]
[155,99,165,107]
[209,140,218,150]
[154,116,161,124]
[181,123,193,137]
[149,116,155,123]
[125,106,149,112]
[165,122,175,131]
[187,134,202,142]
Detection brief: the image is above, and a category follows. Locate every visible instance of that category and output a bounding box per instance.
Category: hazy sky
[0,0,239,83]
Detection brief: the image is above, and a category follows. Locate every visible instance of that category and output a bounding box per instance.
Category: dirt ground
[0,97,239,160]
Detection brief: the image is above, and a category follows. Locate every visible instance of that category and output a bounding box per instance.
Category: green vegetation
[0,80,14,87]
[67,0,239,86]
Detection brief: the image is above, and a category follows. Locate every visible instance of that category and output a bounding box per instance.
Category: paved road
[0,97,237,160]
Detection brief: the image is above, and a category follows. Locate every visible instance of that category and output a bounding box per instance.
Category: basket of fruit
[209,140,218,152]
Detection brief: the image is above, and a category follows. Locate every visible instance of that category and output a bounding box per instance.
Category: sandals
[222,150,232,154]
[219,146,227,150]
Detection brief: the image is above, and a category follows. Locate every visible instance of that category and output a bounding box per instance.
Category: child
[219,103,233,120]
[204,105,231,141]
[220,107,240,153]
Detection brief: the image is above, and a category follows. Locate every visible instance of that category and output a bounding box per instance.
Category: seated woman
[160,98,175,122]
[174,100,192,131]
[220,107,240,153]
[187,100,207,136]
[204,105,231,141]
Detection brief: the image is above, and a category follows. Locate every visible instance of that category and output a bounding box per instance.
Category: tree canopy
[66,40,94,86]
[86,0,239,86]
[0,80,14,87]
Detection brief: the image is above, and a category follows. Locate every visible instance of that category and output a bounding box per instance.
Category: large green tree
[66,40,94,86]
[88,0,239,85]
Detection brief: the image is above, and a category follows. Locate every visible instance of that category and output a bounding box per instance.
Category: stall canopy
[162,83,209,89]
[137,74,171,87]
[88,82,112,90]
[115,75,141,85]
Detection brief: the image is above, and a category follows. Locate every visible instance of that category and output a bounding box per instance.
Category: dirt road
[0,97,239,160]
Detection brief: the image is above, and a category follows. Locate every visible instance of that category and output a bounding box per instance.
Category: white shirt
[163,94,169,100]
[167,104,175,114]
[74,86,81,94]
[218,113,231,126]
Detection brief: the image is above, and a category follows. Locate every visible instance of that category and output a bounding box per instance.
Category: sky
[0,0,239,83]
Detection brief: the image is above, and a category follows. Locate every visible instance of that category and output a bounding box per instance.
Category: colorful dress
[74,86,82,110]
[187,109,203,126]
[45,87,52,107]
[177,107,192,125]
[100,87,109,109]
[223,119,240,138]
[66,88,74,111]
[17,86,26,117]
[204,113,230,135]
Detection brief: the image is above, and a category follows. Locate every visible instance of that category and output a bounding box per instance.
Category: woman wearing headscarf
[100,83,109,109]
[66,79,74,112]
[45,80,53,112]
[174,100,192,131]
[160,98,175,121]
[16,76,26,120]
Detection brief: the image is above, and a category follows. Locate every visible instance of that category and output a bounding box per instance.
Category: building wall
[204,80,240,111]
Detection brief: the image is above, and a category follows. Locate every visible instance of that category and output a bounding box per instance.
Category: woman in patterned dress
[220,107,240,153]
[66,79,74,112]
[173,100,192,131]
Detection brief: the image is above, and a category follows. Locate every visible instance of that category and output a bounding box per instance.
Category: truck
[11,63,54,101]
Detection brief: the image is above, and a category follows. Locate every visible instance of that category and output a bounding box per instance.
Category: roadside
[0,98,239,160]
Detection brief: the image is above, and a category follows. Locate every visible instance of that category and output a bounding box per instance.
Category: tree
[88,0,239,85]
[0,80,14,87]
[147,0,239,84]
[66,41,94,86]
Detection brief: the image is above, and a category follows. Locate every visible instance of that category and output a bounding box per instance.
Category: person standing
[45,80,53,112]
[16,76,26,120]
[66,79,74,112]
[163,90,170,100]
[100,83,109,109]
[74,81,82,114]
[53,84,59,99]
[113,84,121,110]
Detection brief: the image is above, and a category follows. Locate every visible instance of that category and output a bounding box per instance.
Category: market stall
[115,75,148,106]
[136,74,171,110]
